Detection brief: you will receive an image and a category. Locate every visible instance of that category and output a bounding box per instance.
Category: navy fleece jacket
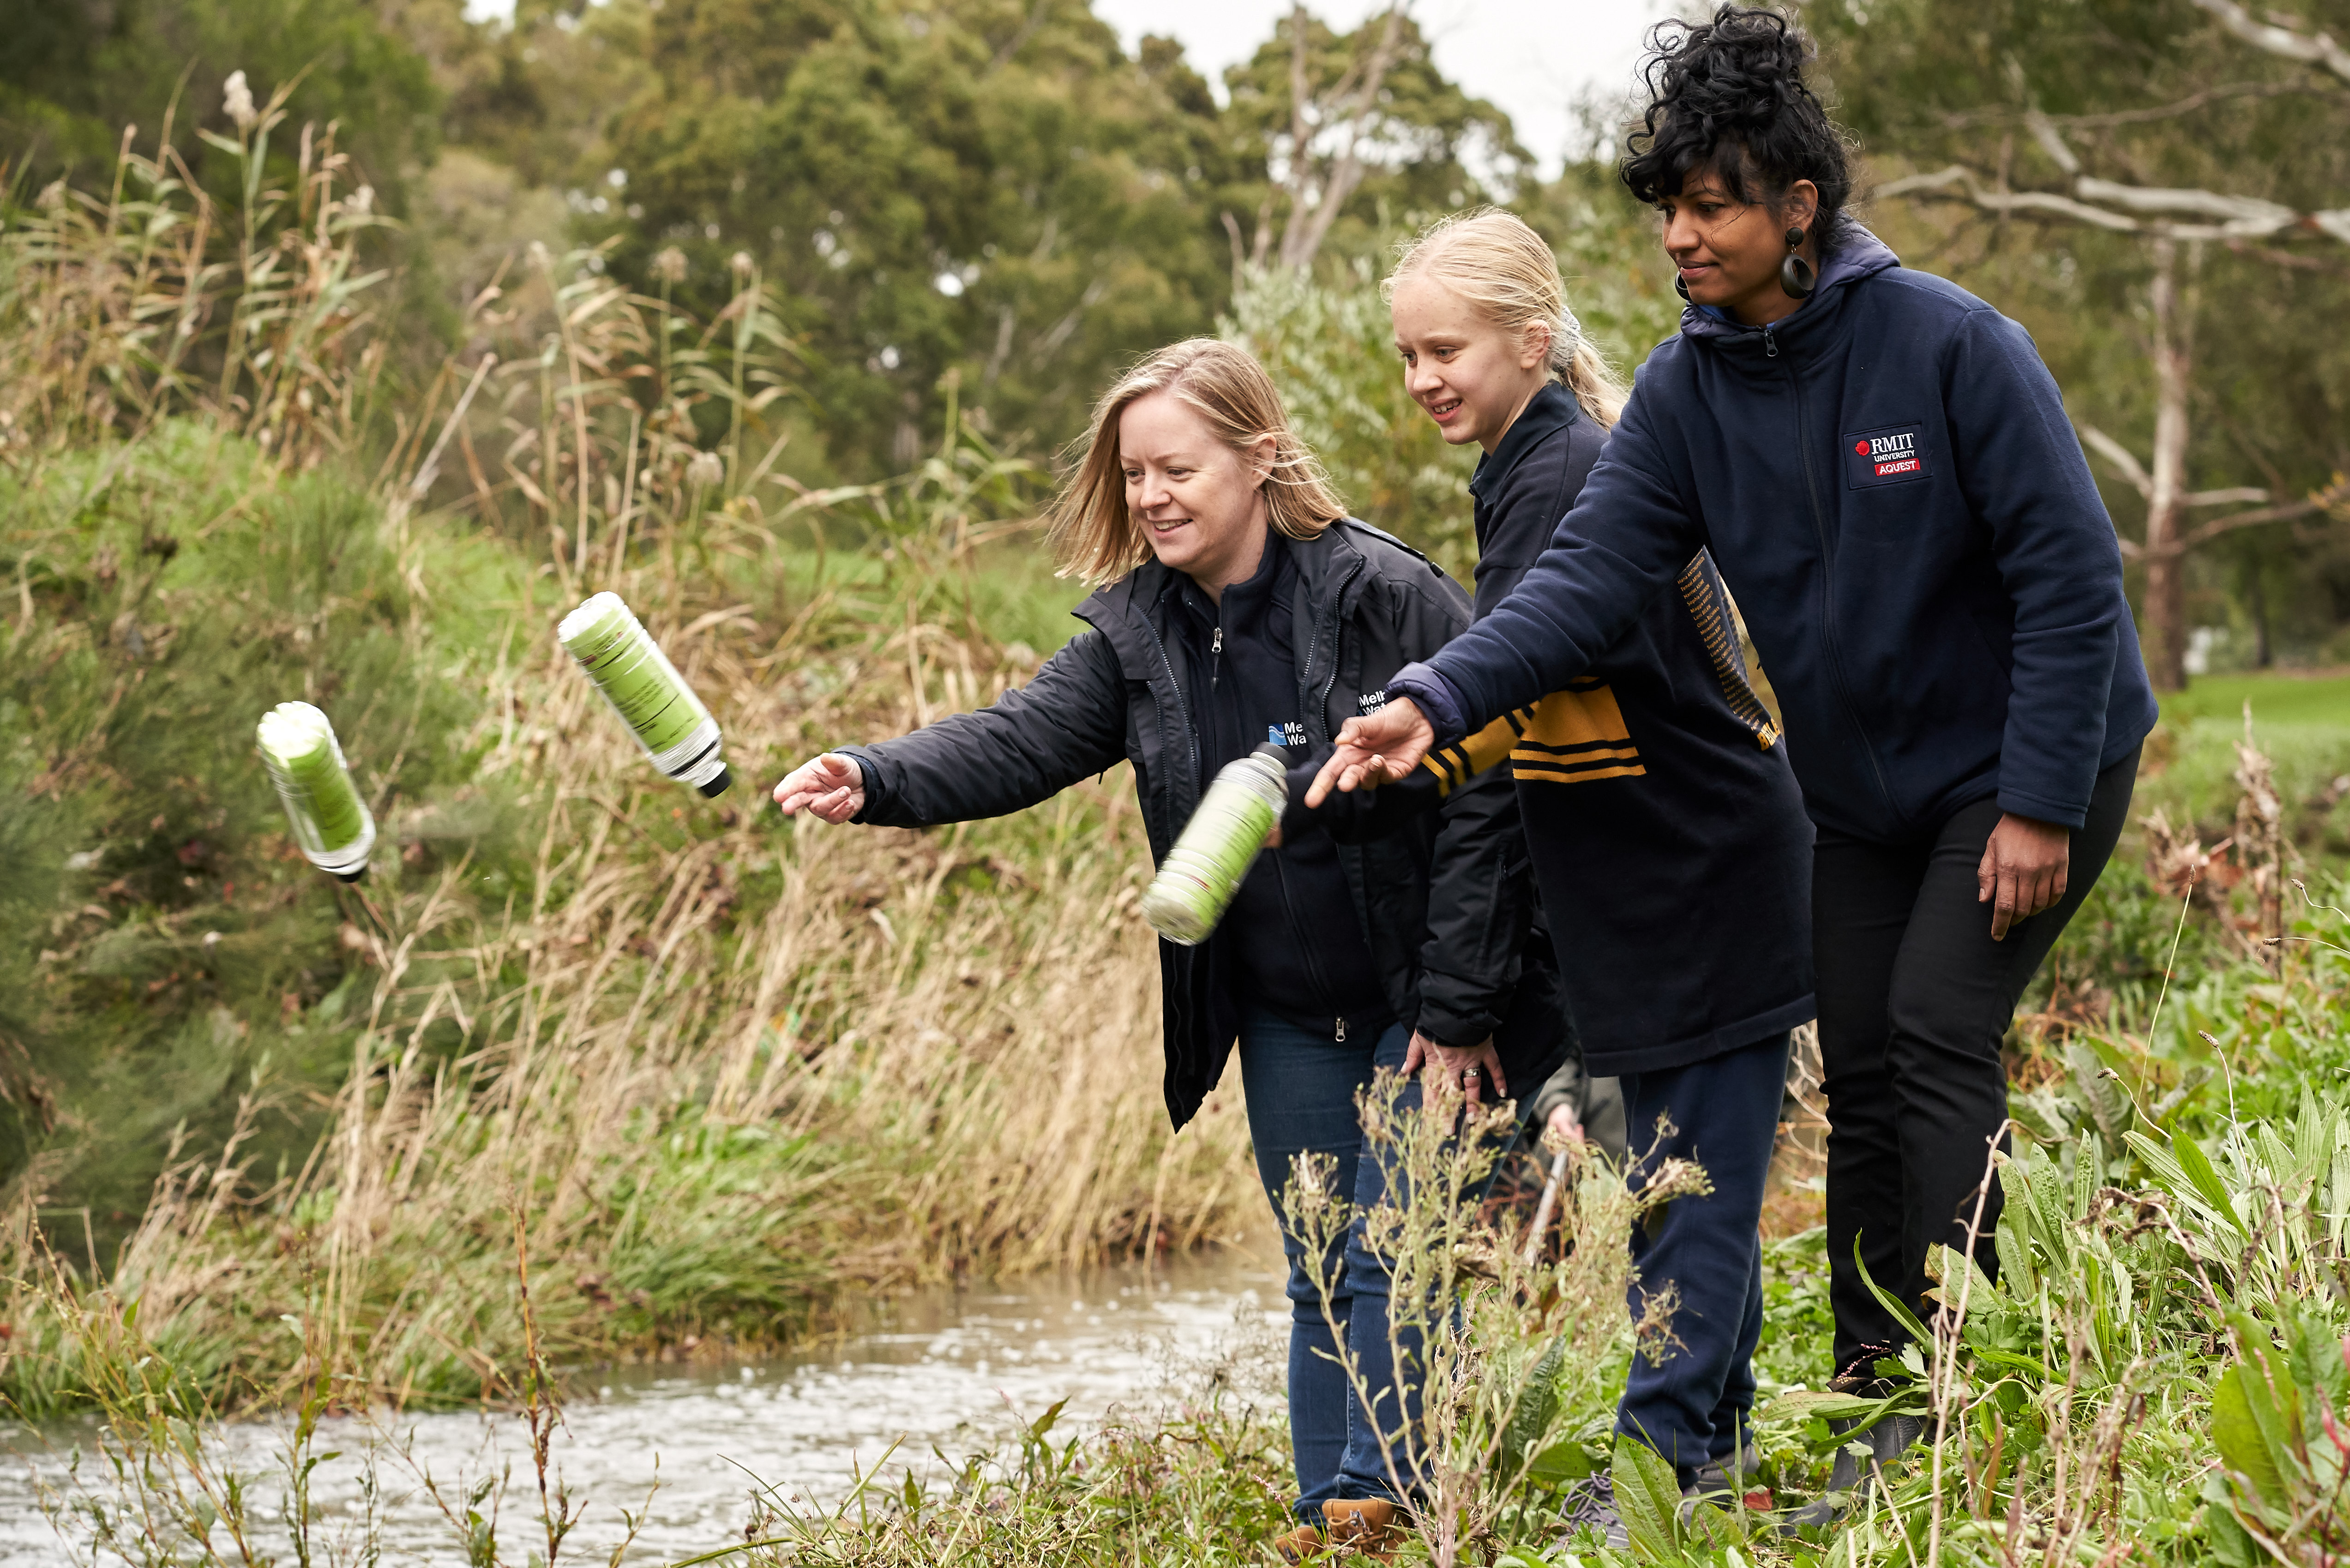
[1391,229,2158,843]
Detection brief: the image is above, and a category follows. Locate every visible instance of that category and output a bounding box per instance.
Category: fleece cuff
[1385,663,1471,746]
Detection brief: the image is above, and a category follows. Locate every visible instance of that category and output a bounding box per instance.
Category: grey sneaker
[1558,1475,1629,1550]
[1681,1451,1772,1524]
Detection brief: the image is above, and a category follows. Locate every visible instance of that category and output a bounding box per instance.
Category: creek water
[0,1253,1284,1566]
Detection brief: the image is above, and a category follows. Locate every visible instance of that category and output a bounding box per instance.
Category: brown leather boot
[1270,1522,1325,1562]
[1321,1499,1400,1561]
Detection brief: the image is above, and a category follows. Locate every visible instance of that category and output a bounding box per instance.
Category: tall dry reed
[0,103,1257,1415]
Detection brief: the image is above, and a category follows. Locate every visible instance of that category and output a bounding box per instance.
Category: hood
[1675,226,1901,343]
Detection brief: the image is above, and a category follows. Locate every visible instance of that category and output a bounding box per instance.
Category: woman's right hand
[772,753,866,823]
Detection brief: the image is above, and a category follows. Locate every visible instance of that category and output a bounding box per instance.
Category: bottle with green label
[256,702,375,883]
[558,591,731,796]
[1141,744,1289,946]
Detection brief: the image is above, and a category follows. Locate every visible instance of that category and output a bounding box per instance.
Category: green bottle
[1141,745,1289,946]
[256,702,375,883]
[558,591,731,796]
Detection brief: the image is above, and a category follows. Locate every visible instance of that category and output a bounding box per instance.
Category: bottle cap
[697,765,732,798]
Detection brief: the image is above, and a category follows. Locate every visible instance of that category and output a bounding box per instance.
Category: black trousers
[1815,746,2140,1367]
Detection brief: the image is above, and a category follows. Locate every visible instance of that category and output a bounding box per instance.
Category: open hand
[1304,697,1436,807]
[772,753,866,823]
[1403,1030,1506,1109]
[1978,811,2070,941]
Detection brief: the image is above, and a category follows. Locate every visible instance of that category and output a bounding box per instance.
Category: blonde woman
[772,339,1568,1556]
[1382,209,1815,1541]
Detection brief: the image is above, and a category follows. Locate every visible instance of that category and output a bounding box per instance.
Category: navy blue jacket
[1394,230,2158,843]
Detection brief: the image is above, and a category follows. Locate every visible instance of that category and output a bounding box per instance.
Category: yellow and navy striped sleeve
[1676,553,1782,749]
[1510,682,1646,785]
[1421,709,1525,797]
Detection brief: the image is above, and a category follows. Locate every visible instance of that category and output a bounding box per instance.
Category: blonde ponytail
[1384,207,1629,429]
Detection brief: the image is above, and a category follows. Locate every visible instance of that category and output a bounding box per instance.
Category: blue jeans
[1615,1030,1790,1483]
[1237,1005,1418,1519]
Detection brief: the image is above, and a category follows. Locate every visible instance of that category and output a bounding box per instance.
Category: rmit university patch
[1842,423,1928,488]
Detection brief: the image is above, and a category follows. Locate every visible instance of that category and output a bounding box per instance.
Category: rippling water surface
[0,1254,1282,1566]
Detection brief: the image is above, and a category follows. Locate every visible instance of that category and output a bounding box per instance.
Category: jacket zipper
[1304,555,1367,729]
[1136,608,1199,822]
[1775,327,1899,823]
[1270,851,1345,1031]
[1211,624,1222,691]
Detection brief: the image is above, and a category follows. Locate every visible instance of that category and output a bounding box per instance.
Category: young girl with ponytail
[1383,209,1815,1538]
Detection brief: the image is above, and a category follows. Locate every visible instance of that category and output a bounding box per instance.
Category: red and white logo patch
[1842,423,1929,488]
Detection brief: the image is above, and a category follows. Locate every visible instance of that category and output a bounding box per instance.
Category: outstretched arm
[1308,390,1702,805]
[771,629,1129,829]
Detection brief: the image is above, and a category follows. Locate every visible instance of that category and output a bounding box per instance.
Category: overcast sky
[1091,0,1667,175]
[465,0,1671,178]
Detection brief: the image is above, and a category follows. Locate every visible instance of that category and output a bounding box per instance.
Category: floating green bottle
[1141,745,1289,946]
[558,591,731,796]
[256,702,375,883]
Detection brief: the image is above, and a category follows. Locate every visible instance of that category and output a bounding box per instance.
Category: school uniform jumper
[1429,380,1816,1478]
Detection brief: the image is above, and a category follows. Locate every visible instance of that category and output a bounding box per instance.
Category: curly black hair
[1621,6,1855,247]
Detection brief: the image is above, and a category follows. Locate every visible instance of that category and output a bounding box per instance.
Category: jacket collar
[1674,226,1901,349]
[1470,382,1578,504]
[1075,520,1378,678]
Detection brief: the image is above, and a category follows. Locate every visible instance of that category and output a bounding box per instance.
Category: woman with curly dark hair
[1311,5,2155,1536]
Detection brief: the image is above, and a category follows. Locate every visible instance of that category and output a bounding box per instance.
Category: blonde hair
[1384,207,1629,429]
[1047,338,1349,587]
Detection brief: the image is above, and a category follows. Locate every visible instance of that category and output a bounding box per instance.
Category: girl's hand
[773,753,866,823]
[1402,1030,1507,1109]
[1545,1103,1587,1148]
[1305,698,1434,806]
[1978,811,2069,941]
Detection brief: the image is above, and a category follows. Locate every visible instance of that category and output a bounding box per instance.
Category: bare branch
[2174,497,2321,551]
[2081,426,2155,500]
[2188,0,2350,84]
[2118,498,2326,559]
[2187,486,2271,507]
[2024,110,2081,177]
[1278,1,1409,270]
[2074,178,2298,228]
[1880,164,2349,248]
[1936,79,2308,132]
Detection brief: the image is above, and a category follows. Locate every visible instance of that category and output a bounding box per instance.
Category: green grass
[2161,669,2350,728]
[2136,669,2350,865]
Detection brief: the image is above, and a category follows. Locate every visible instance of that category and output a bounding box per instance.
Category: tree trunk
[2141,237,2194,691]
[2242,550,2273,667]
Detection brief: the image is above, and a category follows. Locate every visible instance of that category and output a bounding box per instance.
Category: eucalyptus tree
[588,0,1240,475]
[1815,0,2350,686]
[1219,4,1530,279]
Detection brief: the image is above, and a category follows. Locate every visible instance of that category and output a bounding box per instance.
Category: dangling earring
[1674,274,1690,302]
[1780,226,1816,300]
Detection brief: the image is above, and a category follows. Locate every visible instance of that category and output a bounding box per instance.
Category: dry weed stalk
[0,112,1256,1418]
